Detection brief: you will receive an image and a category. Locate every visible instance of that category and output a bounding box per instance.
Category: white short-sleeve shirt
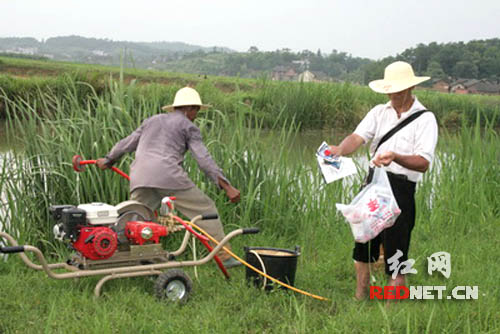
[354,97,438,182]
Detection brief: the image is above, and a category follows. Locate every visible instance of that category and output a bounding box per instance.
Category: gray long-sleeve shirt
[104,110,229,191]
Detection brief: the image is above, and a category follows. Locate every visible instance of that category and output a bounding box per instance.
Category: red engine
[72,226,118,260]
[125,221,168,245]
[51,204,169,261]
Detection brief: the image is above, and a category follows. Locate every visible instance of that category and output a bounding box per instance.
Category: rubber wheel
[154,269,192,303]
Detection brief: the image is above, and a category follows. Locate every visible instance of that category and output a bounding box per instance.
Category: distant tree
[479,46,500,79]
[370,39,500,81]
[299,50,314,58]
[435,44,463,75]
[425,61,447,80]
[400,43,440,74]
[453,60,479,78]
[248,46,259,53]
[362,57,395,84]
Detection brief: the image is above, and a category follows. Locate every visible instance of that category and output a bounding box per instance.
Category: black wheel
[154,269,192,303]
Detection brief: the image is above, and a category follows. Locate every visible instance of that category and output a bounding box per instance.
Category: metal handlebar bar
[0,245,25,253]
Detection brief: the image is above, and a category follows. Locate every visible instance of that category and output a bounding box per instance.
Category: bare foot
[354,290,367,301]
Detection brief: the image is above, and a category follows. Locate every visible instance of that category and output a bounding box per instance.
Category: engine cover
[73,226,118,260]
[125,221,168,245]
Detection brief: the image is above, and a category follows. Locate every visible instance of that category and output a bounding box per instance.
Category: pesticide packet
[316,142,357,184]
[316,141,341,168]
[335,168,401,243]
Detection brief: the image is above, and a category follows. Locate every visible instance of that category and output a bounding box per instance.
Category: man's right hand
[328,134,364,157]
[96,158,110,170]
[327,145,342,156]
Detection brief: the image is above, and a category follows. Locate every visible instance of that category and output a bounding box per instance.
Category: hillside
[1,36,499,89]
[0,35,233,69]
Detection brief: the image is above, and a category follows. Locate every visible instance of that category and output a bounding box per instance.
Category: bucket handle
[249,250,267,290]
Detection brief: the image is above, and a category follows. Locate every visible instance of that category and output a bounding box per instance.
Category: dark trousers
[352,172,416,276]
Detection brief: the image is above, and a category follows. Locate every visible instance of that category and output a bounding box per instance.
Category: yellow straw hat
[161,87,211,111]
[368,61,430,94]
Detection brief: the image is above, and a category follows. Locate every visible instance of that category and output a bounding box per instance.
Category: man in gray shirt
[96,87,241,268]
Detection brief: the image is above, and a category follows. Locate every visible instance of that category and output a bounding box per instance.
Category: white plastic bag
[335,168,401,243]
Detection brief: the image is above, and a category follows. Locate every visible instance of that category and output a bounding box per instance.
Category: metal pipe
[170,230,191,257]
[0,232,77,271]
[1,229,243,280]
[94,270,162,297]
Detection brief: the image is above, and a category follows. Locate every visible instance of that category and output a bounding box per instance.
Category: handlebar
[0,246,25,254]
[242,228,260,235]
[201,213,219,220]
[72,155,130,181]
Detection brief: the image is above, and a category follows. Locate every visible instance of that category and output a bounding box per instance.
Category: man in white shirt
[328,61,438,299]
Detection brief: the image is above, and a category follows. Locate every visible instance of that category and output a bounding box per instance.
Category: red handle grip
[72,155,130,181]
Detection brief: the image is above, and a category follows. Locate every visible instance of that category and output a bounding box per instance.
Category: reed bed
[1,79,348,247]
[0,77,498,333]
[2,56,499,130]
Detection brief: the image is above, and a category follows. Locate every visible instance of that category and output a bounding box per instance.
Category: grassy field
[1,55,500,129]
[0,67,499,333]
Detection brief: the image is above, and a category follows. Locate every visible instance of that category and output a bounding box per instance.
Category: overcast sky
[1,0,499,60]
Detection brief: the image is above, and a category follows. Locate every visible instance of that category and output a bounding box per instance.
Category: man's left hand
[218,178,241,203]
[225,186,241,203]
[373,151,396,167]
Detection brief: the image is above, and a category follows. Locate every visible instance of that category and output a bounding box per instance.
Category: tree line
[363,39,500,84]
[163,39,500,84]
[1,36,499,84]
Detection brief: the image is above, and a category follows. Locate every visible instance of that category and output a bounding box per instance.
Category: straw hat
[161,87,211,111]
[368,61,430,94]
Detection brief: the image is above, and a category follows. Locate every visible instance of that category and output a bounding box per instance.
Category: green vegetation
[0,36,371,80]
[365,38,500,84]
[1,56,499,130]
[0,35,230,68]
[0,74,499,333]
[2,36,500,84]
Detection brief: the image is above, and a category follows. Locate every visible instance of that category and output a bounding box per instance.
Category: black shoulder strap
[373,110,429,155]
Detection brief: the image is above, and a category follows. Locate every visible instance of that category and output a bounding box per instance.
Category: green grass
[0,75,499,333]
[1,55,499,129]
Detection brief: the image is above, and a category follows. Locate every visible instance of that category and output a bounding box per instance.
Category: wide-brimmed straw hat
[368,61,430,94]
[161,87,211,111]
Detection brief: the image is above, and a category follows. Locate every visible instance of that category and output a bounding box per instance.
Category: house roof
[450,78,500,93]
[431,78,450,84]
[473,81,500,93]
[273,65,289,72]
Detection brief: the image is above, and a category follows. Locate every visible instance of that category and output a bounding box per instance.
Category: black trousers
[352,171,416,276]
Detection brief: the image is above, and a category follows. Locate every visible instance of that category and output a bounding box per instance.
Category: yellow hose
[185,220,330,302]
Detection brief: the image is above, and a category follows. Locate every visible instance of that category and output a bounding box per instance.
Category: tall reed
[2,59,499,130]
[1,77,345,249]
[1,76,499,333]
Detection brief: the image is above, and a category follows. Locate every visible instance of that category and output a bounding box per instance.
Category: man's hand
[373,152,430,172]
[373,151,396,167]
[225,186,241,203]
[96,158,110,170]
[327,145,341,156]
[328,134,364,157]
[218,178,241,203]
